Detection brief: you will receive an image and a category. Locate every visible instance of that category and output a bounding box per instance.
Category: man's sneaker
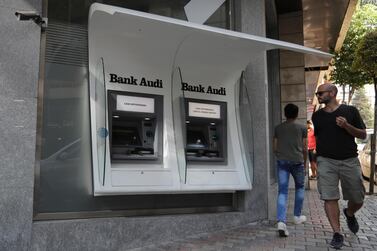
[330,232,344,249]
[293,215,307,224]
[277,222,289,237]
[343,208,359,234]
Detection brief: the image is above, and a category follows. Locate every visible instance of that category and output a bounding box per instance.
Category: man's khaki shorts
[317,156,365,203]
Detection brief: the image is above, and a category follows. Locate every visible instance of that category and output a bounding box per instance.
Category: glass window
[35,0,234,218]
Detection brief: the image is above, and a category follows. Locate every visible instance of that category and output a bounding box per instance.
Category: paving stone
[305,247,330,251]
[127,181,377,251]
[272,248,296,251]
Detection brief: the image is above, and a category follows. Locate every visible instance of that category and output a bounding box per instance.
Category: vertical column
[279,12,307,125]
[265,0,281,221]
[235,0,269,220]
[0,0,41,249]
[277,11,307,197]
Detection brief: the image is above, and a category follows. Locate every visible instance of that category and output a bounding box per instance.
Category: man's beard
[319,98,329,104]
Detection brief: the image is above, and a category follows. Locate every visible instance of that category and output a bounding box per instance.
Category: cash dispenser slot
[185,99,226,162]
[108,91,162,162]
[111,117,156,159]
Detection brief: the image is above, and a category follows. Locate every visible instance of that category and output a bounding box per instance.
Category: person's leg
[343,201,363,234]
[312,151,318,177]
[308,150,317,178]
[308,150,313,177]
[277,160,290,223]
[316,157,341,231]
[317,157,344,248]
[324,200,341,233]
[326,200,345,250]
[340,157,365,216]
[346,201,363,216]
[339,157,365,234]
[290,162,305,217]
[310,160,317,177]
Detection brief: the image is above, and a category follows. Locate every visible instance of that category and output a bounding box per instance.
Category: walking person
[307,120,317,179]
[312,83,366,249]
[273,103,307,237]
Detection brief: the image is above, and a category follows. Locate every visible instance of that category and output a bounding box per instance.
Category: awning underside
[89,3,332,87]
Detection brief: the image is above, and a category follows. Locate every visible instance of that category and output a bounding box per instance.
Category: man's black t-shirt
[312,104,366,160]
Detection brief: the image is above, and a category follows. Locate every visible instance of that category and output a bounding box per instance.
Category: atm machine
[171,65,252,191]
[89,76,181,195]
[108,91,162,161]
[88,5,184,195]
[88,3,331,195]
[184,99,226,162]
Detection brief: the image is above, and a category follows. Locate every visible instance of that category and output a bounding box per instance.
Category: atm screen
[108,90,163,161]
[112,126,142,147]
[187,129,208,149]
[184,98,226,162]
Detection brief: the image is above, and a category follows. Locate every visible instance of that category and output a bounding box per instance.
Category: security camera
[15,11,40,21]
[15,11,47,28]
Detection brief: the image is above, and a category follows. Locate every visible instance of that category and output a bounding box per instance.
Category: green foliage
[353,28,377,79]
[361,0,377,5]
[330,4,377,94]
[351,86,374,128]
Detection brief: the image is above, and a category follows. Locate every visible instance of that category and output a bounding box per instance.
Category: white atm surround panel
[88,3,331,195]
[171,68,251,191]
[90,83,181,195]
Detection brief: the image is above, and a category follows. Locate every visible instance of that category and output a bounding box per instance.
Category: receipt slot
[185,99,226,162]
[108,91,162,161]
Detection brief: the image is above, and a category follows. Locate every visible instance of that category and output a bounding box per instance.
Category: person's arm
[273,137,278,154]
[336,116,366,139]
[313,132,316,153]
[302,137,308,175]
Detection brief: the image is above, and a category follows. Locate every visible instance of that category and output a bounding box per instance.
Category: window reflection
[36,0,232,216]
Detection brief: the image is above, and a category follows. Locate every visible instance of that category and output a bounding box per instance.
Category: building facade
[0,0,348,250]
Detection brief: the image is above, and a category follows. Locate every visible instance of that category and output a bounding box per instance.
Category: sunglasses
[315,90,330,96]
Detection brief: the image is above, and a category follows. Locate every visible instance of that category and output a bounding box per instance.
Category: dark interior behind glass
[35,0,234,219]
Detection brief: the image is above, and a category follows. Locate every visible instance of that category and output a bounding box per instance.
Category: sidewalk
[128,181,377,251]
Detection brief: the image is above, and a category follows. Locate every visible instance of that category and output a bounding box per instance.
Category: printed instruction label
[116,95,155,113]
[188,102,220,119]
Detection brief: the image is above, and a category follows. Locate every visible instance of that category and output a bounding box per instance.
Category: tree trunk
[348,86,355,104]
[369,77,377,194]
[343,85,346,104]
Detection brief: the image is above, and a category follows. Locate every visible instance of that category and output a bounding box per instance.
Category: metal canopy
[88,3,333,194]
[89,3,332,83]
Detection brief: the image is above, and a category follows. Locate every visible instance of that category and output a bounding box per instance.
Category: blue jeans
[276,160,305,223]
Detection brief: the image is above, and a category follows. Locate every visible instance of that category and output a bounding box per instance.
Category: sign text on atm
[181,82,226,96]
[109,73,226,96]
[109,74,163,88]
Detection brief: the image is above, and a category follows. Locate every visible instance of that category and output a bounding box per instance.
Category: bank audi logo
[181,82,226,96]
[109,73,163,88]
[109,73,226,95]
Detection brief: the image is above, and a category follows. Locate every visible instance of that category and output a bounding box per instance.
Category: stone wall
[0,0,41,250]
[279,12,307,125]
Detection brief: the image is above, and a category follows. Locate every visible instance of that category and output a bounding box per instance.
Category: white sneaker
[293,215,307,224]
[277,222,289,237]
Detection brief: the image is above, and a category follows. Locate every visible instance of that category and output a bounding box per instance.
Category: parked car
[356,129,373,152]
[358,132,377,183]
[39,138,88,192]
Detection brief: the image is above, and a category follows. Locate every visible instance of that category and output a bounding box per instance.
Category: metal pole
[369,81,377,194]
[369,134,376,194]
